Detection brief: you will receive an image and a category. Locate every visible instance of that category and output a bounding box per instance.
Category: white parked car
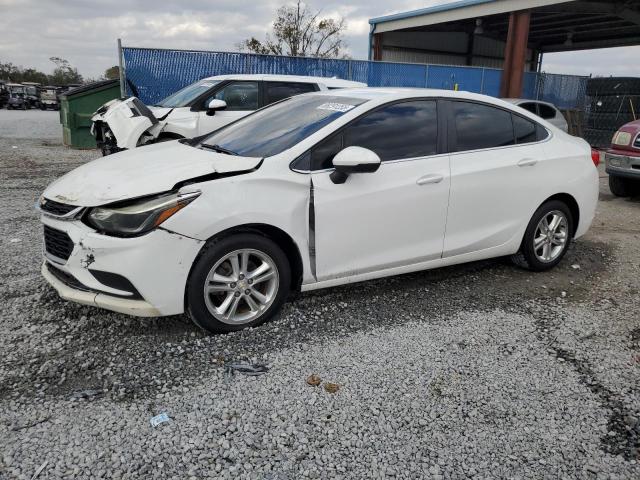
[91,74,366,155]
[504,98,569,132]
[40,88,599,333]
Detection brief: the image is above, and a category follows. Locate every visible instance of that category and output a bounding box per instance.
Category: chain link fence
[121,46,586,109]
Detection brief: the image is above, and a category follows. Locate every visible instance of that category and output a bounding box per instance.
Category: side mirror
[206,99,227,116]
[330,146,381,184]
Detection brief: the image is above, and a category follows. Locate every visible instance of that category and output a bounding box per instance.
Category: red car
[605,119,640,196]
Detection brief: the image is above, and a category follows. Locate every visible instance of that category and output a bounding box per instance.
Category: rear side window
[513,115,537,144]
[310,100,438,170]
[265,82,316,104]
[519,102,539,115]
[452,101,514,151]
[538,103,557,119]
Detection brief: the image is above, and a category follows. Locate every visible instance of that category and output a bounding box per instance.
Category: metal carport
[369,0,640,97]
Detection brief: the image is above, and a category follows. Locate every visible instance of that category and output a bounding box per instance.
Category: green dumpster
[59,79,120,148]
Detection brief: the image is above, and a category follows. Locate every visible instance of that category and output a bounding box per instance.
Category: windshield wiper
[200,144,238,155]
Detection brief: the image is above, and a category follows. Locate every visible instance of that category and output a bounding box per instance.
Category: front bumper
[42,262,161,316]
[40,215,204,317]
[605,152,640,179]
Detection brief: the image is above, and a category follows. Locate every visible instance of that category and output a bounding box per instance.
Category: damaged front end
[91,97,170,156]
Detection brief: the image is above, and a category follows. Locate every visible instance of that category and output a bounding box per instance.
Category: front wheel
[186,233,291,333]
[511,200,573,271]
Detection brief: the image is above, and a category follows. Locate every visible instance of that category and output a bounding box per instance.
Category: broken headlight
[86,191,200,236]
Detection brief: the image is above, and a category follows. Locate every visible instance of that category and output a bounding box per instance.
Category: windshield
[199,95,367,158]
[155,79,220,107]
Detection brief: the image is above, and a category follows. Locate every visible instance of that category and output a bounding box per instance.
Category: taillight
[591,149,600,167]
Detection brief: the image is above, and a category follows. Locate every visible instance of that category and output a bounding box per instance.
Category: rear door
[443,100,549,257]
[196,81,260,135]
[311,99,451,281]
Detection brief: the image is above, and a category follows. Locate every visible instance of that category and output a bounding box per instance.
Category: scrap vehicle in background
[22,82,42,109]
[39,86,61,110]
[504,99,569,132]
[5,83,29,109]
[0,81,8,108]
[606,119,640,197]
[90,74,367,156]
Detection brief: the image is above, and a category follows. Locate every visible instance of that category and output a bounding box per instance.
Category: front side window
[452,101,514,152]
[199,95,366,158]
[156,79,220,108]
[310,100,439,170]
[213,81,259,111]
[344,100,438,161]
[265,82,316,105]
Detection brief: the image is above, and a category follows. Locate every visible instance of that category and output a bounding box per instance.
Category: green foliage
[0,57,83,86]
[104,65,120,80]
[239,1,347,58]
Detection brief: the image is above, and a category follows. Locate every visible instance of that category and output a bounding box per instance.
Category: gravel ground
[1,109,639,479]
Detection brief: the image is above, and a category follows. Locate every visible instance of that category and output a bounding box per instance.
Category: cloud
[0,0,638,80]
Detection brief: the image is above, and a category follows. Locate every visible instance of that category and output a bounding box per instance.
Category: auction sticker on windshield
[317,103,356,113]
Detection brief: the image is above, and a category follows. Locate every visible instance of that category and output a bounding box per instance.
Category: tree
[239,1,347,58]
[104,65,120,80]
[49,57,83,85]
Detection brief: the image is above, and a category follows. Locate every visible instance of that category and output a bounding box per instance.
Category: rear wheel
[609,175,637,197]
[511,200,573,271]
[186,233,291,334]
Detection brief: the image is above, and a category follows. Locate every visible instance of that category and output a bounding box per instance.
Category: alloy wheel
[533,210,568,262]
[203,249,279,325]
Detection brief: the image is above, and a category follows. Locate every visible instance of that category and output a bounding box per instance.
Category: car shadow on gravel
[0,238,612,409]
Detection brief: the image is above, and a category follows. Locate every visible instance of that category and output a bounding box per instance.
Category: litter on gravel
[224,362,270,376]
[150,412,171,427]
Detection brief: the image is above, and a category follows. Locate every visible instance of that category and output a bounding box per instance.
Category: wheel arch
[192,223,304,294]
[538,193,580,237]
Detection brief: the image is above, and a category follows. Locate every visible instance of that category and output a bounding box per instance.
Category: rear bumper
[42,262,161,317]
[605,152,640,179]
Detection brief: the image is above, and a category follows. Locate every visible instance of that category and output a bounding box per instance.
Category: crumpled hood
[148,105,173,118]
[43,141,262,207]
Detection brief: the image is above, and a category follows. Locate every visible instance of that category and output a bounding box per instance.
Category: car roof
[204,74,366,88]
[305,87,528,106]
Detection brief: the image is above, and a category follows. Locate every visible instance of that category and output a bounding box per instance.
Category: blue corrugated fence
[122,47,586,109]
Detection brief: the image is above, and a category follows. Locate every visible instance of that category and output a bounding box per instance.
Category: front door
[311,100,451,281]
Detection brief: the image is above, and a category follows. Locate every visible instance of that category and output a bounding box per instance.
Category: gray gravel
[1,109,639,479]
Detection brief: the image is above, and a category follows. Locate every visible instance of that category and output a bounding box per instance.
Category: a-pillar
[499,10,531,98]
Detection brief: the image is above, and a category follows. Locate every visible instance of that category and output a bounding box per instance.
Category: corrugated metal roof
[369,0,499,25]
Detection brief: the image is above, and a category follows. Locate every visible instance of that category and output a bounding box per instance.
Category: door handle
[416,174,444,186]
[517,158,538,167]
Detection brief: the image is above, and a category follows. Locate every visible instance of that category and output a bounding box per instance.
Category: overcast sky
[1,0,639,79]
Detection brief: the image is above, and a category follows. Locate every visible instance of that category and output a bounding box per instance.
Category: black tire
[511,200,574,272]
[609,175,638,197]
[186,233,291,334]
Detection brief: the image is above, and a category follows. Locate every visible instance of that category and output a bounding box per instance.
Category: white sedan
[40,88,599,333]
[91,74,366,155]
[504,98,569,132]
